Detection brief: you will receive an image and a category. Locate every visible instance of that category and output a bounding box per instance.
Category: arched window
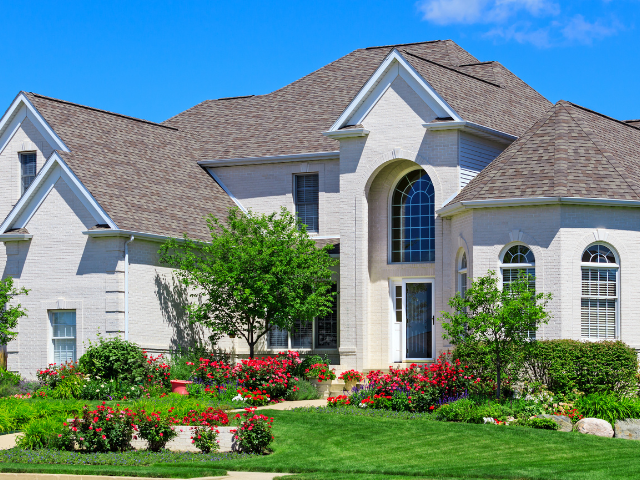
[458,252,468,299]
[581,244,618,339]
[500,244,535,338]
[390,169,435,263]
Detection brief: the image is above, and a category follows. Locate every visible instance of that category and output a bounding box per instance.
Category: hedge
[454,339,638,395]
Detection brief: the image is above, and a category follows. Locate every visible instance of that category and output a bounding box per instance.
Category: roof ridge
[215,95,255,101]
[566,101,640,132]
[28,92,178,131]
[564,103,640,200]
[552,104,569,197]
[401,50,501,88]
[364,40,443,50]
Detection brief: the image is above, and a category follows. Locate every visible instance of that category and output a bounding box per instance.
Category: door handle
[432,316,435,325]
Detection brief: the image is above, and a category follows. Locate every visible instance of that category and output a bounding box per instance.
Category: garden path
[231,399,326,412]
[0,435,18,451]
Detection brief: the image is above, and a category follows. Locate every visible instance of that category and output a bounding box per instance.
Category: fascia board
[0,93,69,152]
[0,234,33,242]
[424,120,517,144]
[204,169,248,213]
[83,229,196,244]
[328,49,461,132]
[0,104,27,154]
[198,151,339,167]
[322,129,370,139]
[0,153,116,233]
[437,196,640,217]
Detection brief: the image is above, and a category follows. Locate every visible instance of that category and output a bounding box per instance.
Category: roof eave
[424,120,517,144]
[0,233,33,242]
[437,196,640,217]
[322,129,370,140]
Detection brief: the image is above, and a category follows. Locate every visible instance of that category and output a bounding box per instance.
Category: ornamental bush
[62,403,137,453]
[304,363,336,381]
[136,408,179,452]
[232,408,274,454]
[191,425,220,453]
[338,370,363,383]
[78,337,146,385]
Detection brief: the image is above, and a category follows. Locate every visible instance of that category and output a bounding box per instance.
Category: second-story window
[294,173,319,233]
[20,152,37,194]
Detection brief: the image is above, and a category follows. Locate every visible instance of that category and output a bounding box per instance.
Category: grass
[211,408,640,480]
[5,407,640,479]
[0,463,226,478]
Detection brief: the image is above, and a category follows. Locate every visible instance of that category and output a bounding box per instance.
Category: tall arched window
[500,244,535,338]
[390,169,435,263]
[458,252,468,299]
[581,244,618,339]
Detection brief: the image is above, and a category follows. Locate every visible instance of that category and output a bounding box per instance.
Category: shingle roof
[24,93,237,241]
[164,40,551,159]
[447,101,640,205]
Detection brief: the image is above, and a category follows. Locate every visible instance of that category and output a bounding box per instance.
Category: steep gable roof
[164,40,551,160]
[21,93,237,241]
[446,101,640,205]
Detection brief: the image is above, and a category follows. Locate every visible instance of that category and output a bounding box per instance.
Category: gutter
[124,235,134,341]
[437,196,640,218]
[82,228,186,243]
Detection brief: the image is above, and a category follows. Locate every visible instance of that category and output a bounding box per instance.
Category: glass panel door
[405,282,432,359]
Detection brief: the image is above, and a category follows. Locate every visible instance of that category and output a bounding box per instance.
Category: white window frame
[19,151,37,195]
[499,243,536,339]
[293,173,320,234]
[49,310,77,365]
[580,243,620,340]
[458,251,468,299]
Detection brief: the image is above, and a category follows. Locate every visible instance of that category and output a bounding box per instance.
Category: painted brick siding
[2,177,119,378]
[0,116,53,222]
[210,159,340,237]
[445,204,640,350]
[338,75,462,370]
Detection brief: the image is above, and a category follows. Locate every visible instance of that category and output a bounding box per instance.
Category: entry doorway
[390,279,434,363]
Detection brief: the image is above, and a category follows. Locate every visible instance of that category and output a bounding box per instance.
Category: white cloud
[561,14,620,44]
[485,22,552,47]
[417,0,560,25]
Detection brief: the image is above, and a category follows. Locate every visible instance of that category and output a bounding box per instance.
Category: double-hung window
[20,152,37,194]
[500,245,536,339]
[50,311,77,364]
[294,174,319,233]
[581,244,618,339]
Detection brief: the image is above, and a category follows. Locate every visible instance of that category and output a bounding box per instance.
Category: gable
[0,153,116,234]
[328,50,461,132]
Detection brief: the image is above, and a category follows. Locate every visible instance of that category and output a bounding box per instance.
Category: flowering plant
[232,408,274,454]
[37,362,82,389]
[327,395,351,407]
[304,363,336,381]
[338,370,363,383]
[135,408,178,451]
[180,407,229,426]
[191,425,220,453]
[236,387,271,406]
[59,402,136,452]
[142,351,172,391]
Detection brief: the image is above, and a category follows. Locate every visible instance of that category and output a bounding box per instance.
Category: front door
[391,279,434,362]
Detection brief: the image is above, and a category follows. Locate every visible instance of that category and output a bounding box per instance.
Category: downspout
[124,235,135,341]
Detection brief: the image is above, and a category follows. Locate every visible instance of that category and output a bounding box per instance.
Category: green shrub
[285,379,319,401]
[16,416,65,450]
[49,375,85,400]
[78,336,146,385]
[169,346,209,381]
[523,340,638,395]
[575,393,640,426]
[435,399,477,422]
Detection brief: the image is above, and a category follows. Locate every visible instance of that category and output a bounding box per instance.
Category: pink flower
[102,435,106,439]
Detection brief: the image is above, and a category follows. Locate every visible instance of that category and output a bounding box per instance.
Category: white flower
[232,395,244,402]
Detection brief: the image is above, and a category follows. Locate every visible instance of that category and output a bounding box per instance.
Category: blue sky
[1,0,638,123]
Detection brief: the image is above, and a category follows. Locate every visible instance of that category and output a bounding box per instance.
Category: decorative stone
[614,419,640,440]
[575,418,614,437]
[534,414,573,432]
[131,425,237,452]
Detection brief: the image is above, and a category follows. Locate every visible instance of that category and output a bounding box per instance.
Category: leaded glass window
[503,245,535,264]
[458,252,468,300]
[391,169,435,263]
[581,245,618,339]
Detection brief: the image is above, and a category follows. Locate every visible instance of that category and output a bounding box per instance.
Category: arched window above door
[390,169,435,263]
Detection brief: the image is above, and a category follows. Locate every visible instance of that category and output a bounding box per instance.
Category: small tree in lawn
[440,270,551,398]
[0,277,29,369]
[159,207,338,358]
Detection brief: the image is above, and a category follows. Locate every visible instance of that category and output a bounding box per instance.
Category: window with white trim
[20,152,37,194]
[500,244,536,339]
[581,244,618,340]
[50,311,76,364]
[294,174,319,233]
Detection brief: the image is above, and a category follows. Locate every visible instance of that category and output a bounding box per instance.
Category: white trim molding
[437,196,640,218]
[204,169,248,213]
[327,49,461,133]
[322,128,370,140]
[423,120,517,144]
[0,92,69,153]
[0,152,117,234]
[0,233,33,242]
[198,151,339,168]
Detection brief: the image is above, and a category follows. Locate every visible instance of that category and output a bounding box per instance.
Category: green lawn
[216,408,640,480]
[0,463,226,478]
[4,407,640,479]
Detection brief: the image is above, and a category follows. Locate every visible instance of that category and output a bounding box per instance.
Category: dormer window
[20,152,37,194]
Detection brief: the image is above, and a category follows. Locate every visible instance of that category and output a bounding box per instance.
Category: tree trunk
[496,343,501,399]
[249,326,254,358]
